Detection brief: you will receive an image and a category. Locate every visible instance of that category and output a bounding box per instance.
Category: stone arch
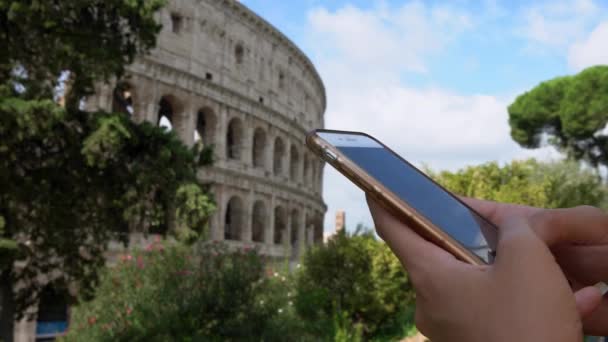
[273,137,285,176]
[290,144,300,182]
[195,107,217,146]
[224,196,244,240]
[157,95,182,131]
[274,205,287,245]
[252,128,267,169]
[251,200,266,243]
[112,81,134,115]
[290,208,300,259]
[226,118,243,160]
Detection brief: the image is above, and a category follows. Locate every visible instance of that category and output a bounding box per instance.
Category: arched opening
[224,196,243,241]
[291,209,300,259]
[252,200,266,243]
[274,206,287,245]
[194,107,216,146]
[112,82,134,115]
[290,145,300,181]
[235,43,244,64]
[226,118,243,160]
[35,286,69,340]
[158,96,175,131]
[252,128,267,169]
[273,137,285,176]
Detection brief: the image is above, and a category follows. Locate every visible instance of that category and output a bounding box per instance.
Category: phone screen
[319,131,498,264]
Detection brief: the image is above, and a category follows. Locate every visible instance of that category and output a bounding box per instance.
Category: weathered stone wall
[85,0,326,261]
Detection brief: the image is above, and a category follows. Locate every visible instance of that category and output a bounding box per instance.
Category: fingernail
[594,281,608,296]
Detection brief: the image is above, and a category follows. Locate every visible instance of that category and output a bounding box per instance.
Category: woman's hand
[367,196,599,342]
[463,198,608,336]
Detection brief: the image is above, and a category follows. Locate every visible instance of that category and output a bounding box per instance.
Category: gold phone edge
[306,130,486,266]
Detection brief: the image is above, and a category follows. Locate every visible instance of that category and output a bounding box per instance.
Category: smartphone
[306,129,498,265]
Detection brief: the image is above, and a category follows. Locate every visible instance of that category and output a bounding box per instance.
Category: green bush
[61,240,305,341]
[295,226,416,340]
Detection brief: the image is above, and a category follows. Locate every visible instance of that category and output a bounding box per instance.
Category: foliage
[0,96,215,317]
[295,226,415,340]
[61,241,307,342]
[428,158,608,208]
[0,0,217,329]
[0,0,166,107]
[508,65,608,167]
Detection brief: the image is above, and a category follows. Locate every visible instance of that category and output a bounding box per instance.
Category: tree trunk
[0,272,14,342]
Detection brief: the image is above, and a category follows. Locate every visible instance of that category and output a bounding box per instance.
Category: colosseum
[84,0,327,261]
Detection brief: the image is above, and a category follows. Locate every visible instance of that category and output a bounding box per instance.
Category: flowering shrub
[295,227,416,340]
[61,240,306,341]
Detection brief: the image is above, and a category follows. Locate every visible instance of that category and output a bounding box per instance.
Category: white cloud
[307,1,472,75]
[518,0,600,50]
[306,2,562,231]
[568,21,608,70]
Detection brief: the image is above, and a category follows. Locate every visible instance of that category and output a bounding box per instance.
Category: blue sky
[241,0,608,232]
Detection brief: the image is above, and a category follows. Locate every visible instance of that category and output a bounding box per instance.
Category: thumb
[574,285,605,318]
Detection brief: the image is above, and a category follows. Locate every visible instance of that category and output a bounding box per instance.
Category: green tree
[295,226,415,340]
[429,159,608,208]
[0,1,217,340]
[508,65,608,167]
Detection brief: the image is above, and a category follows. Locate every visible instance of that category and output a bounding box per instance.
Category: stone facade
[86,0,327,261]
[12,1,326,340]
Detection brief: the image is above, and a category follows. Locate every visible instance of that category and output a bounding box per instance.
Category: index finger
[460,197,541,226]
[367,195,458,273]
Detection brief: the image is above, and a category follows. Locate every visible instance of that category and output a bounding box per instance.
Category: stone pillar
[285,207,292,249]
[185,101,196,147]
[242,190,253,242]
[242,118,253,166]
[266,196,275,245]
[214,186,226,241]
[215,105,228,163]
[297,208,306,257]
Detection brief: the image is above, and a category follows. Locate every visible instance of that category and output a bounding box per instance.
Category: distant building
[335,210,346,232]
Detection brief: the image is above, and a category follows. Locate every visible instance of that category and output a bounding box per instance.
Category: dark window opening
[235,44,244,64]
[158,97,174,131]
[205,72,213,81]
[171,13,183,34]
[35,286,69,341]
[259,97,264,104]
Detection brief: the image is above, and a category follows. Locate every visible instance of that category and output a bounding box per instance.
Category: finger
[554,245,608,284]
[494,216,547,267]
[367,195,457,273]
[582,298,608,336]
[574,286,604,318]
[460,197,541,226]
[530,206,608,246]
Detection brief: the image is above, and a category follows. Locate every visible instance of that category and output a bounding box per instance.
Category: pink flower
[176,270,193,276]
[136,255,144,269]
[154,235,162,243]
[145,243,154,252]
[88,316,97,325]
[126,306,133,315]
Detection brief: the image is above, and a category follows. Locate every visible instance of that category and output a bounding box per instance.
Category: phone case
[306,129,488,265]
